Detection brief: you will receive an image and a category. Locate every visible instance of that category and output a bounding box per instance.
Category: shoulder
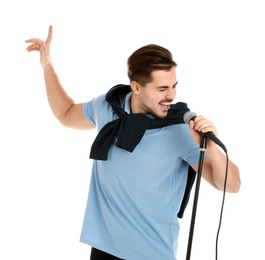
[82,93,116,127]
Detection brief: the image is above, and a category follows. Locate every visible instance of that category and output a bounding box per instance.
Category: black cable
[215,153,229,260]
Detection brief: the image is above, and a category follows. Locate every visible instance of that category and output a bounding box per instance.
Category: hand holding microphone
[183,111,227,153]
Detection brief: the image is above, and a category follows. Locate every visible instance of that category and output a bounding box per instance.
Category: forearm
[43,64,75,123]
[206,145,241,193]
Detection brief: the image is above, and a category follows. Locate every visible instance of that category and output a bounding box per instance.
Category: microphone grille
[183,111,197,124]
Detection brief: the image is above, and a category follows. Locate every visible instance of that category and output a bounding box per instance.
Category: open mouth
[159,102,171,111]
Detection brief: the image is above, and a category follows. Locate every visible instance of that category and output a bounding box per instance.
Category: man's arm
[190,115,241,193]
[25,25,95,130]
[193,147,240,193]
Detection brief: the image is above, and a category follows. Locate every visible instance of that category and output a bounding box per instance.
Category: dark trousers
[90,247,124,260]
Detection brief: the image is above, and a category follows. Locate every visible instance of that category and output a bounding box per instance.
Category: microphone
[183,111,227,153]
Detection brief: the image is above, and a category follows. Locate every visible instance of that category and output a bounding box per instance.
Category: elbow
[226,164,241,193]
[232,178,241,193]
[225,176,241,193]
[231,165,241,193]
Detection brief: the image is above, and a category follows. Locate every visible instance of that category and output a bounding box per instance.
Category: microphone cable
[215,151,229,260]
[183,111,230,259]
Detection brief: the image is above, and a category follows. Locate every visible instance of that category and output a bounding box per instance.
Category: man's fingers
[25,25,53,51]
[26,43,41,52]
[25,38,44,45]
[45,25,53,46]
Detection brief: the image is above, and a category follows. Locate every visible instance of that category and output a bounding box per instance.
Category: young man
[25,25,240,260]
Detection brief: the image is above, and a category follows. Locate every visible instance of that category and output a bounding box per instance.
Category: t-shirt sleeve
[179,124,207,166]
[82,94,106,126]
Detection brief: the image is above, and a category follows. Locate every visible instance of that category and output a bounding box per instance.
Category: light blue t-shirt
[80,92,201,260]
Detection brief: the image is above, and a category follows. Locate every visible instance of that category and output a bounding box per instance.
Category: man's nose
[166,88,176,100]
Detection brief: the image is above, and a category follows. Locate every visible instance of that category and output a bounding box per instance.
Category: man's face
[136,68,177,118]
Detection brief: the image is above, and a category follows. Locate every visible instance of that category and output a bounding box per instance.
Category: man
[25,25,240,260]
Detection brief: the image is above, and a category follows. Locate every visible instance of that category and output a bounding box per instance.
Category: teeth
[161,102,170,106]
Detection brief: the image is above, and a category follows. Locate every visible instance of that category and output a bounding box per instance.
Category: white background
[1,0,264,259]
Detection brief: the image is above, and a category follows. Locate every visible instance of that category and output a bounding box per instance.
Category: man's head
[127,44,177,85]
[128,44,178,118]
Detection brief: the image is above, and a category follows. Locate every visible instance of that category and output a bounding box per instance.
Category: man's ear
[130,81,141,95]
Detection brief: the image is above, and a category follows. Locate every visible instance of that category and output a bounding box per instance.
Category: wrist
[42,62,54,73]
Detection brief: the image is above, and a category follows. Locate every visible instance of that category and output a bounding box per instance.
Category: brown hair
[127,44,177,86]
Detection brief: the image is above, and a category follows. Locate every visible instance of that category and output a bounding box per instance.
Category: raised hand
[25,25,53,69]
